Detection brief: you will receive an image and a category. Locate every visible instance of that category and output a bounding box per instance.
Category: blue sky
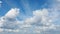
[0,0,60,34]
[0,0,49,16]
[0,0,52,20]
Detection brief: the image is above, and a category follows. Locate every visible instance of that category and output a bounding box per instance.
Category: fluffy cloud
[0,8,60,34]
[24,8,53,27]
[25,9,48,25]
[0,8,20,29]
[5,8,20,18]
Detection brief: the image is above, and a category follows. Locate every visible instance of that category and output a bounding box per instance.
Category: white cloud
[0,0,60,34]
[25,9,48,25]
[0,8,20,29]
[24,8,59,34]
[5,8,20,18]
[25,8,50,26]
[0,8,60,34]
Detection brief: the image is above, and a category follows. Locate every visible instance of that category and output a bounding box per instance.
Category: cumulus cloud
[24,8,52,27]
[0,8,60,34]
[5,8,20,18]
[24,8,60,34]
[0,8,20,29]
[21,8,60,34]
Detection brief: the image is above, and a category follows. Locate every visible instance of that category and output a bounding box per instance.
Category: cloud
[5,8,20,18]
[24,8,60,34]
[0,8,20,29]
[0,0,60,34]
[24,8,51,26]
[0,8,60,34]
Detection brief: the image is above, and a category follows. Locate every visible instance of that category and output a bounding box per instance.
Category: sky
[0,0,60,34]
[0,0,49,16]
